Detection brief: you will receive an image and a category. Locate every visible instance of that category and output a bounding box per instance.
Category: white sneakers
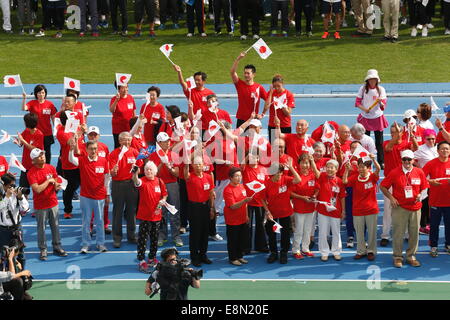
[187,33,193,37]
[411,27,417,37]
[210,234,223,241]
[422,27,428,37]
[253,34,260,40]
[240,35,247,40]
[445,29,450,35]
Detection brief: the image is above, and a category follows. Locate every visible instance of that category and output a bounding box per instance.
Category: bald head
[338,125,350,141]
[295,119,309,136]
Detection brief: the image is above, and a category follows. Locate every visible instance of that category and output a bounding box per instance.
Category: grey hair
[313,141,325,151]
[350,123,366,135]
[118,131,131,140]
[326,159,339,169]
[144,161,158,175]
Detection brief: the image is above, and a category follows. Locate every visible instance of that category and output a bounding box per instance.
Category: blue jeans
[80,196,105,247]
[429,206,450,248]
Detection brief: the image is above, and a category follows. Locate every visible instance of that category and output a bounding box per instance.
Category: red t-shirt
[109,147,142,181]
[183,87,215,115]
[21,128,44,170]
[0,156,9,176]
[346,173,380,216]
[291,171,318,214]
[315,157,332,173]
[383,139,413,177]
[277,153,296,175]
[148,150,179,184]
[202,108,232,130]
[380,166,429,211]
[110,95,136,134]
[242,165,267,207]
[56,127,84,170]
[26,99,57,136]
[131,133,148,151]
[139,102,166,144]
[316,172,346,218]
[27,164,59,210]
[78,141,110,160]
[284,134,315,164]
[263,175,294,218]
[436,120,450,143]
[268,89,295,128]
[224,183,249,225]
[402,126,425,145]
[136,177,168,221]
[186,172,214,203]
[234,79,268,121]
[208,137,238,181]
[422,158,450,207]
[78,155,109,200]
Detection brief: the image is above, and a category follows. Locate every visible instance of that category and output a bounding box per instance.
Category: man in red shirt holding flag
[110,82,136,149]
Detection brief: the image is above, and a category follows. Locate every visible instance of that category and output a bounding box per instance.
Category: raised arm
[173,64,188,92]
[21,92,28,111]
[230,52,246,84]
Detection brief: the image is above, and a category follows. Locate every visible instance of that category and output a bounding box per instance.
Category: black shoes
[39,250,47,261]
[53,248,68,257]
[380,238,389,247]
[280,253,288,264]
[200,256,212,264]
[267,252,278,263]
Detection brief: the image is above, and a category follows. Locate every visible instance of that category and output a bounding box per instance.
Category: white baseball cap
[403,109,417,119]
[249,119,262,127]
[401,149,415,159]
[364,69,381,82]
[88,126,100,135]
[30,148,44,160]
[157,132,170,142]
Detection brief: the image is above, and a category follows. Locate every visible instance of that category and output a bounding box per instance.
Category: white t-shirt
[414,144,438,168]
[418,119,434,130]
[350,135,378,155]
[356,85,387,120]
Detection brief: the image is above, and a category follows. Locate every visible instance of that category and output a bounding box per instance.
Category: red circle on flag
[258,138,265,145]
[259,46,267,54]
[56,176,63,183]
[187,82,191,88]
[158,150,165,157]
[253,183,261,189]
[210,125,217,131]
[7,77,15,85]
[120,76,127,83]
[360,152,367,157]
[325,132,333,138]
[272,225,277,232]
[69,81,75,88]
[165,45,170,51]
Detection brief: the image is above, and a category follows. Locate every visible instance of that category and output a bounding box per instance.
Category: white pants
[214,179,230,214]
[0,0,11,31]
[381,188,392,239]
[318,213,342,256]
[292,212,314,253]
[310,211,318,237]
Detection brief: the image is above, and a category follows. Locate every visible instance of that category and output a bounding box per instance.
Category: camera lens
[20,187,31,196]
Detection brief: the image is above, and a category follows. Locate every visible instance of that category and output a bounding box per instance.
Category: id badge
[330,197,336,207]
[405,186,413,199]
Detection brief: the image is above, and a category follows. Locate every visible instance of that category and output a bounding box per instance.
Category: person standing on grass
[270,0,290,37]
[380,149,429,268]
[110,82,136,149]
[34,0,66,38]
[381,0,400,42]
[133,0,156,37]
[238,0,261,40]
[79,0,99,37]
[355,69,388,167]
[321,0,342,39]
[230,52,268,128]
[159,0,180,30]
[69,140,110,254]
[408,0,429,37]
[422,141,450,257]
[293,0,314,37]
[343,155,380,261]
[213,0,233,36]
[110,0,128,35]
[133,161,168,273]
[27,148,68,261]
[22,85,57,165]
[261,75,295,143]
[186,0,206,37]
[351,0,372,37]
[139,86,166,146]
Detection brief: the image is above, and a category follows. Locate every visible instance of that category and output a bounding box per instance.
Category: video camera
[0,181,30,198]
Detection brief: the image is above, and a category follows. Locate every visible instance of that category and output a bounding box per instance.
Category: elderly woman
[414,129,438,235]
[350,123,378,158]
[313,141,333,172]
[132,161,168,273]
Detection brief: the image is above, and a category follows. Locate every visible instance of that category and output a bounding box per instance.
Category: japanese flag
[208,120,220,138]
[65,111,78,119]
[64,118,80,133]
[321,121,336,144]
[0,130,11,145]
[116,73,132,86]
[9,153,26,172]
[352,143,370,159]
[430,96,439,111]
[185,76,195,91]
[251,133,269,152]
[118,146,128,161]
[192,109,202,128]
[208,101,219,113]
[159,44,174,58]
[273,94,287,110]
[156,143,169,163]
[162,201,178,215]
[53,117,62,136]
[64,77,80,92]
[252,38,272,60]
[82,104,91,116]
[272,221,282,233]
[3,75,22,87]
[56,175,68,190]
[246,180,266,193]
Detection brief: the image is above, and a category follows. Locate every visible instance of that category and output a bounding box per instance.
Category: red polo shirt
[242,165,267,207]
[20,128,44,170]
[110,95,136,134]
[183,87,215,115]
[140,102,166,144]
[316,172,346,218]
[56,127,84,170]
[78,141,110,160]
[422,158,450,207]
[383,139,413,177]
[262,175,294,218]
[291,171,318,214]
[224,183,248,225]
[136,177,168,221]
[27,164,59,210]
[26,99,57,136]
[346,173,379,216]
[268,89,295,128]
[148,150,179,184]
[78,155,109,200]
[235,79,268,121]
[283,134,315,165]
[186,172,214,203]
[0,156,9,176]
[109,147,142,181]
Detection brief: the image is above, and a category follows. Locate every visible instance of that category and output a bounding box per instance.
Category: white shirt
[0,194,29,227]
[418,119,434,130]
[356,85,387,120]
[414,144,438,168]
[351,135,378,155]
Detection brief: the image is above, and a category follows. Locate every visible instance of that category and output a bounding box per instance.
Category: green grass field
[0,7,449,84]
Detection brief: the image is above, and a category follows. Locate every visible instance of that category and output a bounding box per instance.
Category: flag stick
[245,45,253,53]
[165,55,175,65]
[20,84,26,95]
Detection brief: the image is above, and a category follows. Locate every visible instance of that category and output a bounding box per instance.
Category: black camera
[10,185,31,196]
[131,165,139,173]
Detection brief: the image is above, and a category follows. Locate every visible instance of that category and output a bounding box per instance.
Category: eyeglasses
[426,138,436,141]
[401,157,413,162]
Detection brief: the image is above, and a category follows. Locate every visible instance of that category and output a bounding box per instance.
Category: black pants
[188,201,210,261]
[239,0,261,35]
[110,0,128,32]
[294,0,313,33]
[43,135,53,164]
[62,169,80,214]
[365,130,384,165]
[268,126,291,145]
[45,6,65,30]
[214,0,232,32]
[19,170,30,189]
[186,0,205,34]
[159,0,179,24]
[134,0,156,24]
[244,206,268,252]
[408,0,427,26]
[265,216,292,254]
[209,214,217,237]
[137,220,160,260]
[98,0,109,15]
[179,179,189,228]
[271,0,289,32]
[2,278,26,300]
[113,134,120,149]
[420,195,430,228]
[425,0,435,22]
[230,0,238,20]
[443,1,450,29]
[226,223,248,261]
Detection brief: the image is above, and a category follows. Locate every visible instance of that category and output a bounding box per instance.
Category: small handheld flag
[118,146,128,161]
[430,96,439,111]
[0,130,11,145]
[64,77,80,92]
[272,220,282,233]
[246,38,272,60]
[9,153,26,172]
[115,73,132,87]
[321,121,336,144]
[352,143,370,159]
[57,175,68,190]
[3,74,25,94]
[156,143,169,163]
[251,133,269,152]
[273,93,287,110]
[246,180,266,193]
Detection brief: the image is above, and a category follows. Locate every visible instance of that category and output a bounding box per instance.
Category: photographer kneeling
[1,239,33,300]
[145,248,201,300]
[0,173,30,267]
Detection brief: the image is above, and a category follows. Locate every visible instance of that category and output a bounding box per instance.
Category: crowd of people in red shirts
[1,52,450,273]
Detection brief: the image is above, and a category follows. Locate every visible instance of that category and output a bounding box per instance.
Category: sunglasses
[426,138,436,141]
[401,157,413,162]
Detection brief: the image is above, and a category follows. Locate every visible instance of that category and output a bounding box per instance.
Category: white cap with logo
[249,119,262,127]
[88,126,100,135]
[401,149,415,159]
[30,148,45,160]
[157,132,170,142]
[403,109,417,119]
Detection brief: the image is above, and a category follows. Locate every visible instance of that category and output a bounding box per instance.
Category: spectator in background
[27,148,68,261]
[381,0,400,42]
[238,0,261,39]
[416,103,434,130]
[351,0,372,37]
[444,0,450,35]
[159,0,180,30]
[17,0,36,34]
[293,0,314,37]
[133,0,156,37]
[321,0,342,39]
[110,0,128,35]
[22,85,56,164]
[186,0,206,37]
[408,0,429,37]
[213,0,233,35]
[97,0,110,28]
[271,0,290,37]
[355,69,388,167]
[0,0,12,33]
[79,0,99,36]
[109,82,136,149]
[35,0,66,37]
